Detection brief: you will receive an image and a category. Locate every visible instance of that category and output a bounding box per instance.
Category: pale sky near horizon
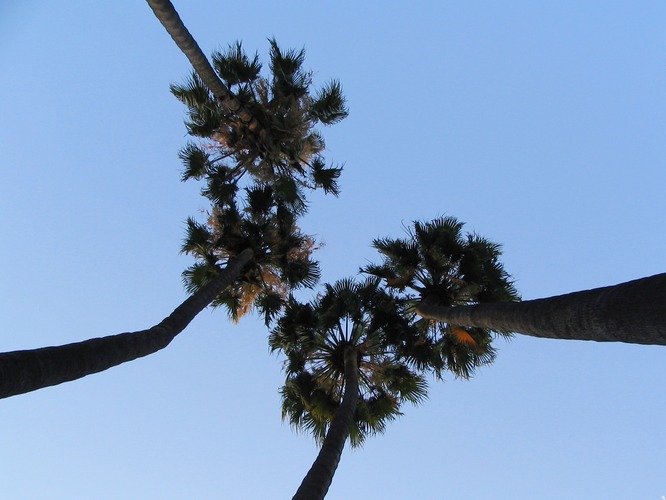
[1,2,665,499]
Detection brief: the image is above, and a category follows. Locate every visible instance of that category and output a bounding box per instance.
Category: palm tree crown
[270,277,428,447]
[172,40,347,202]
[362,216,520,378]
[271,269,513,498]
[174,40,348,322]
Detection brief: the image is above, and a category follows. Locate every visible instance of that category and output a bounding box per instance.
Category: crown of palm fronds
[269,278,428,447]
[174,39,347,323]
[362,216,520,378]
[181,190,320,324]
[172,39,347,201]
[363,216,519,306]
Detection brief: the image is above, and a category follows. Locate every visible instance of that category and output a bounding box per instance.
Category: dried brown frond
[450,327,479,347]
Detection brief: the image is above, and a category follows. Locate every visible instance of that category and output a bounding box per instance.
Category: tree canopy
[2,1,664,498]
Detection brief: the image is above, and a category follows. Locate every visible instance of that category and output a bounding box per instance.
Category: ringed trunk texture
[293,346,359,500]
[0,249,253,399]
[416,273,666,346]
[145,0,246,116]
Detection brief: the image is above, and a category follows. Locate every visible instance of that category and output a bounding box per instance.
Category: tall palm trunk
[293,346,359,500]
[416,273,666,346]
[145,0,248,118]
[0,248,253,399]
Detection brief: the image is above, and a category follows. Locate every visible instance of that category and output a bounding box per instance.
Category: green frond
[210,287,243,321]
[380,364,429,405]
[212,41,261,86]
[268,38,310,98]
[360,263,394,280]
[282,257,321,289]
[181,217,212,256]
[372,237,419,265]
[280,372,336,444]
[245,185,275,215]
[413,217,466,264]
[182,261,219,295]
[202,167,238,206]
[255,291,285,326]
[310,157,342,196]
[269,299,318,352]
[169,72,212,108]
[274,176,308,215]
[310,80,348,125]
[178,143,210,181]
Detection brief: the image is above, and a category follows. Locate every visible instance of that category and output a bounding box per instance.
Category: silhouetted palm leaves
[363,216,520,378]
[171,39,347,200]
[270,278,427,448]
[173,40,348,322]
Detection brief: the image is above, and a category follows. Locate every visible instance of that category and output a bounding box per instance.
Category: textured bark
[416,273,666,346]
[145,0,244,115]
[293,347,359,500]
[0,248,253,399]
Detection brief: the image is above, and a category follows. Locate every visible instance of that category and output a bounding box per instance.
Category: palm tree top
[270,277,428,447]
[173,40,349,324]
[172,40,348,203]
[362,216,520,378]
[364,216,518,304]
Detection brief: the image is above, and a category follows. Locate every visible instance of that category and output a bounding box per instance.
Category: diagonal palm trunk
[145,0,232,103]
[416,273,666,346]
[145,0,249,118]
[293,346,359,500]
[0,248,253,399]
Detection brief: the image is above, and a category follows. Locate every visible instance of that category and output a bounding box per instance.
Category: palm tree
[146,0,348,181]
[172,38,348,322]
[0,36,348,398]
[362,216,520,371]
[270,278,430,499]
[366,216,666,346]
[180,189,321,325]
[145,0,246,116]
[0,249,251,399]
[171,39,347,205]
[416,273,666,346]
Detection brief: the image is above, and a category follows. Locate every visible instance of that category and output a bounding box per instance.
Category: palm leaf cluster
[172,39,347,199]
[176,40,348,322]
[362,216,520,378]
[269,278,428,447]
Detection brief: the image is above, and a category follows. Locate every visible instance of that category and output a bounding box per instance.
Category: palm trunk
[0,248,253,399]
[416,273,666,346]
[144,0,245,116]
[293,346,359,500]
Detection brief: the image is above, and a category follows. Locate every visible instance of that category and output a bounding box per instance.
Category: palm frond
[310,157,342,196]
[201,167,238,206]
[282,257,321,289]
[274,176,308,216]
[245,185,275,215]
[310,80,348,125]
[255,290,286,326]
[182,261,219,295]
[178,142,210,181]
[169,72,212,108]
[211,41,261,86]
[181,217,212,256]
[268,38,310,98]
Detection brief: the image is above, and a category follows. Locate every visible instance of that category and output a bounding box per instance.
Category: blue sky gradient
[1,2,665,498]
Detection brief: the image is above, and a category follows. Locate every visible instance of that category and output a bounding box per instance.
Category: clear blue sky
[1,1,665,498]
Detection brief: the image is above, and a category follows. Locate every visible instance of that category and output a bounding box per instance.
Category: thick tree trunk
[0,248,253,399]
[416,273,666,346]
[144,0,245,115]
[293,347,359,500]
